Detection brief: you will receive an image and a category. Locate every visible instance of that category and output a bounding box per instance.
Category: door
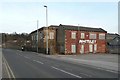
[71,45,76,53]
[94,44,97,53]
[89,44,93,53]
[80,45,84,54]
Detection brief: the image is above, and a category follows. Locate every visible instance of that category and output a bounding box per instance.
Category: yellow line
[3,55,16,79]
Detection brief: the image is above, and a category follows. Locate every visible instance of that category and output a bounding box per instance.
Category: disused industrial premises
[30,25,58,54]
[30,24,107,55]
[57,24,107,54]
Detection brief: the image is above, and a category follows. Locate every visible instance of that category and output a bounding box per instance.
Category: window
[40,32,43,39]
[32,36,33,40]
[81,33,85,39]
[71,44,76,53]
[34,34,37,40]
[49,32,54,39]
[99,34,105,40]
[89,33,96,39]
[71,32,76,39]
[33,35,35,40]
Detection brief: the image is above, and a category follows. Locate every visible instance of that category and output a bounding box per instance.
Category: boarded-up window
[99,34,105,40]
[89,33,96,39]
[71,44,76,53]
[71,32,76,39]
[81,33,85,39]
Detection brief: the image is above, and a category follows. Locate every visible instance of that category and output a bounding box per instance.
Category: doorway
[89,44,93,53]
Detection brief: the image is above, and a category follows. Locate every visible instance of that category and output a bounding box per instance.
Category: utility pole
[37,20,39,53]
[77,24,80,54]
[44,5,48,55]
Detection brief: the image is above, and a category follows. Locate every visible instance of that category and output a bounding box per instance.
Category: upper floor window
[49,32,54,39]
[81,33,85,39]
[89,33,96,39]
[71,32,76,39]
[99,33,105,40]
[32,36,34,40]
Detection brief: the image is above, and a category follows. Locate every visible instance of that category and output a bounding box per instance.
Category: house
[106,33,120,54]
[56,24,107,55]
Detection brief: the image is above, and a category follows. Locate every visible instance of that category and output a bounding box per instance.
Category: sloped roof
[59,24,107,32]
[30,24,107,34]
[106,33,119,42]
[30,25,59,34]
[108,34,120,46]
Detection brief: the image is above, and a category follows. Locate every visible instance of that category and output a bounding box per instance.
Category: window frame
[81,32,85,39]
[71,44,76,53]
[99,33,105,40]
[71,32,76,39]
[89,33,97,39]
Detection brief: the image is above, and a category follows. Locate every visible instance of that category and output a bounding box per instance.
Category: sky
[0,2,118,34]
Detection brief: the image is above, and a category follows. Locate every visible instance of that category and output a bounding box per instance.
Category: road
[2,49,118,78]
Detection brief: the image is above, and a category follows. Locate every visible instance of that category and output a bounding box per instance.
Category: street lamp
[37,20,39,53]
[44,5,48,55]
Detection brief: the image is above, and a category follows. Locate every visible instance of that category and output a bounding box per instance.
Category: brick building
[56,24,107,54]
[30,25,58,54]
[30,24,107,55]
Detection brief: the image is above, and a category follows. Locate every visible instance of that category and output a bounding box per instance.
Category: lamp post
[44,5,48,55]
[37,20,39,53]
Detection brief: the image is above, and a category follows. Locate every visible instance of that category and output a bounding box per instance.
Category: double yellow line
[3,55,16,79]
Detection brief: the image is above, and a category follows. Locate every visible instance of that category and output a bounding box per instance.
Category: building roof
[108,34,120,46]
[30,25,59,34]
[59,24,107,32]
[107,33,120,43]
[106,33,119,42]
[49,25,59,28]
[30,24,107,34]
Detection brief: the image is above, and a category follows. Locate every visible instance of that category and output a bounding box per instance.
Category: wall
[65,30,106,54]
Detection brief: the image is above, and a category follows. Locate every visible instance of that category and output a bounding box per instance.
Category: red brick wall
[65,30,106,54]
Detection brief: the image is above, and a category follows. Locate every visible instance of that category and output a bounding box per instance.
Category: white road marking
[3,56,16,78]
[33,60,44,64]
[36,61,44,64]
[24,56,29,59]
[51,66,82,78]
[64,58,118,74]
[96,67,118,73]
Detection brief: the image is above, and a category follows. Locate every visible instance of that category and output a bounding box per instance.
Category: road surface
[2,49,118,78]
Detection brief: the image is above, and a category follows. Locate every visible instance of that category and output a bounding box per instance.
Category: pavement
[2,49,118,78]
[43,54,118,72]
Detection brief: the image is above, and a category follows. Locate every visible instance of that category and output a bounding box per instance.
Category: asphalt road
[2,49,118,78]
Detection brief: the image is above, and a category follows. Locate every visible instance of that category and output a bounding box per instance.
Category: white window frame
[81,33,85,39]
[99,33,105,40]
[71,32,76,39]
[89,33,96,39]
[49,32,54,39]
[32,36,33,40]
[71,44,76,53]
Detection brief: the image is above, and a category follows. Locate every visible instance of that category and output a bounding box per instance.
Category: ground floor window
[80,45,84,54]
[71,44,76,53]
